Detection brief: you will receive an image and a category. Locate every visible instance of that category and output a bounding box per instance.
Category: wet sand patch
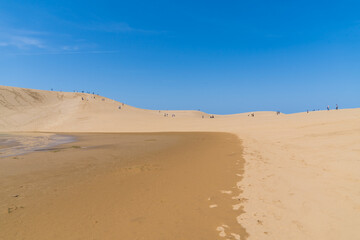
[0,133,75,158]
[0,132,247,240]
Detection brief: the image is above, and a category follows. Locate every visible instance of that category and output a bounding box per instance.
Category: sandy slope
[1,85,359,239]
[0,85,208,132]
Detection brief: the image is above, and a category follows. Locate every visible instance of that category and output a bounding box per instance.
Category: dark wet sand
[0,133,74,158]
[0,132,247,240]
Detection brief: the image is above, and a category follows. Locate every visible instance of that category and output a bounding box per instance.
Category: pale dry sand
[1,85,360,239]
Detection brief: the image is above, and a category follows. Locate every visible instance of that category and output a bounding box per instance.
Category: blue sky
[0,0,359,114]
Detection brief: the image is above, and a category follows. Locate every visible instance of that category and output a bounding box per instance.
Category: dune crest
[0,85,211,132]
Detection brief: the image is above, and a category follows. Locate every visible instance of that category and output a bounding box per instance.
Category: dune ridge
[0,85,210,132]
[1,85,359,240]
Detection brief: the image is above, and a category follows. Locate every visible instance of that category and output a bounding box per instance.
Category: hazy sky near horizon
[0,1,359,114]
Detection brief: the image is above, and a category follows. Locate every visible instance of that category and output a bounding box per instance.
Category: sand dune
[0,85,209,132]
[1,85,359,239]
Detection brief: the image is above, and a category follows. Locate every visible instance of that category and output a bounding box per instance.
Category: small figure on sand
[118,106,121,110]
[336,104,339,110]
[307,110,309,113]
[276,111,280,115]
[327,105,330,111]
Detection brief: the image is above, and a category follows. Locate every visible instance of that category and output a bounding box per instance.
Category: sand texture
[1,85,360,239]
[0,132,245,240]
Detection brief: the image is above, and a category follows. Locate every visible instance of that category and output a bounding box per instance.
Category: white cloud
[9,36,45,48]
[87,22,159,34]
[0,26,46,49]
[62,45,79,51]
[102,22,134,32]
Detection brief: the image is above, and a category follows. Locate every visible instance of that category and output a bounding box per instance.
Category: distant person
[307,110,309,113]
[336,104,339,110]
[327,105,330,111]
[118,106,121,110]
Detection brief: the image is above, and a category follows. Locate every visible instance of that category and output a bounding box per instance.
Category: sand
[0,85,360,239]
[0,133,74,158]
[0,132,245,240]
